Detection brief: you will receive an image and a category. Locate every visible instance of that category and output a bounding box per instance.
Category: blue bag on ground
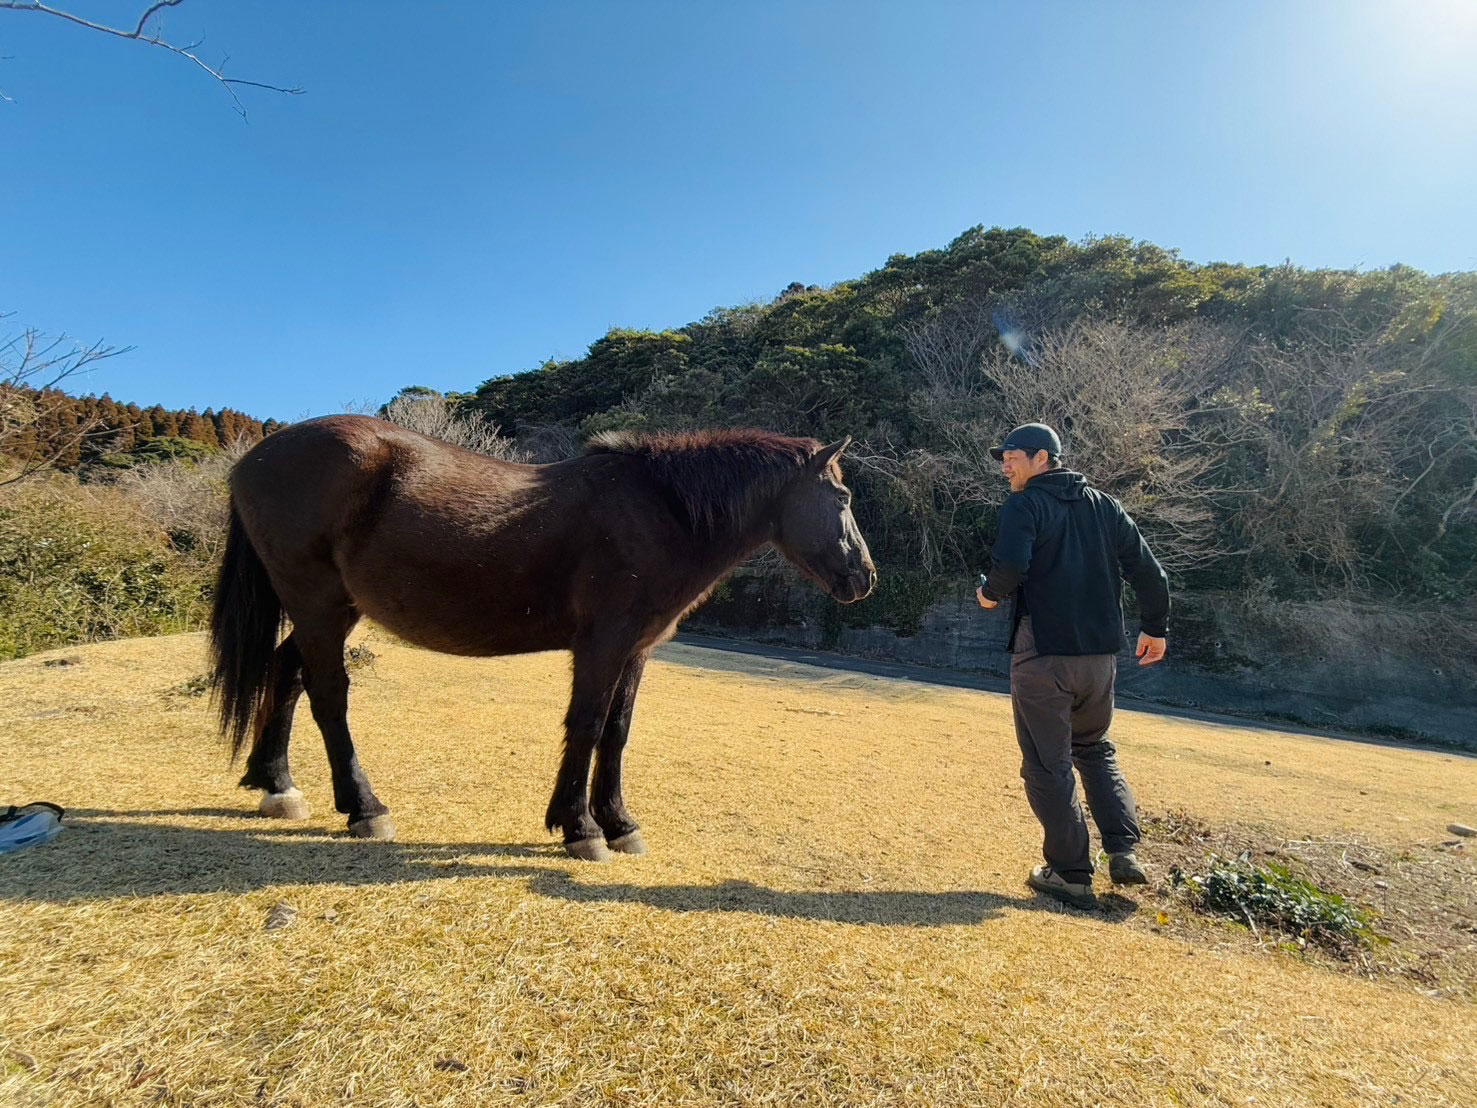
[0,803,65,855]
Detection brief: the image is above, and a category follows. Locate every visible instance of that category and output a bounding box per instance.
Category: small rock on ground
[264,902,298,931]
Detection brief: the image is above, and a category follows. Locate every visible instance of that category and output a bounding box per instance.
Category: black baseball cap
[989,423,1063,461]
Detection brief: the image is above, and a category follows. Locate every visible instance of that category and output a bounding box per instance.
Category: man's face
[1000,448,1048,493]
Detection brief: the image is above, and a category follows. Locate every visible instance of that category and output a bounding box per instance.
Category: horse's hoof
[564,837,612,862]
[348,814,396,841]
[258,788,310,821]
[607,830,647,855]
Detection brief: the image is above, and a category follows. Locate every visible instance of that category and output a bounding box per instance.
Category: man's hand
[975,586,998,610]
[1136,633,1166,667]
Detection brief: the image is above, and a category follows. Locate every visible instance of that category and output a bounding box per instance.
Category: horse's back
[228,417,696,656]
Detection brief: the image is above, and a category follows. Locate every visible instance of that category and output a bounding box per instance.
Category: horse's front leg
[293,608,393,840]
[591,651,649,855]
[546,640,629,861]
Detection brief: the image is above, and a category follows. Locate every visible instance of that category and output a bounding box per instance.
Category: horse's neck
[694,519,775,583]
[622,446,794,586]
[659,491,779,603]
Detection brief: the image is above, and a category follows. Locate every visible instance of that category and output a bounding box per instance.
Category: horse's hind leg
[238,635,311,820]
[292,603,395,840]
[591,651,649,855]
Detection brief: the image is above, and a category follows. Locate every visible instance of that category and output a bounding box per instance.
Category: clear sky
[4,0,1475,421]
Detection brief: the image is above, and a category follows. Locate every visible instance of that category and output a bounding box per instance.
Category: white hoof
[259,788,310,820]
[348,814,396,840]
[565,837,612,862]
[607,830,647,855]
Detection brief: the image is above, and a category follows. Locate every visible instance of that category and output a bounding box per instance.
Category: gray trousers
[1010,617,1140,882]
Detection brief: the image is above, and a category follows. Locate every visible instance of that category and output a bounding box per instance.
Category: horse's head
[774,438,877,604]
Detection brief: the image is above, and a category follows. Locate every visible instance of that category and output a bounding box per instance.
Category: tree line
[2,384,283,475]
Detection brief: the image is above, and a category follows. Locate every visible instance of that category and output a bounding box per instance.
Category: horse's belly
[349,576,574,657]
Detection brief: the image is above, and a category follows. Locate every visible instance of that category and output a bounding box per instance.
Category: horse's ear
[809,437,852,474]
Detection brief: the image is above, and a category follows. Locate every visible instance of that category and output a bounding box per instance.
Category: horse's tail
[209,501,283,761]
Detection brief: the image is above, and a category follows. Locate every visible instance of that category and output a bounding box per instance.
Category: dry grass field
[2,630,1474,1107]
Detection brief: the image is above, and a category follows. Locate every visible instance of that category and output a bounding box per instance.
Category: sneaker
[1108,852,1148,886]
[1026,864,1097,910]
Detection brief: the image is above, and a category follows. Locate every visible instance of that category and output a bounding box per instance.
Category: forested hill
[462,227,1477,634]
[468,228,1475,443]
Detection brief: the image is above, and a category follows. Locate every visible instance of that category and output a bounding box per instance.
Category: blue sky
[4,0,1475,421]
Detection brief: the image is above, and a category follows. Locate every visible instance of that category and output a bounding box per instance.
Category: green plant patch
[345,644,377,673]
[1171,854,1384,958]
[164,672,212,699]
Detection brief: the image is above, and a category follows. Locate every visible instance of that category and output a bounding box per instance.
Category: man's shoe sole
[1026,873,1098,910]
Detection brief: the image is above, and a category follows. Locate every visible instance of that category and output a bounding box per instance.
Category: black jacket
[980,470,1169,655]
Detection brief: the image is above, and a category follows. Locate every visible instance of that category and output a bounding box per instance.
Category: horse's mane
[587,428,821,538]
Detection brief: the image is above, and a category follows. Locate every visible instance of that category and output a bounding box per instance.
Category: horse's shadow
[2,812,1132,927]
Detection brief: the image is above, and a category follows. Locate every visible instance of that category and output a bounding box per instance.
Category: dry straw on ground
[2,631,1474,1107]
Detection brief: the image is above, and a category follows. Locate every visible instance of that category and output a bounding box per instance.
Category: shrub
[0,479,211,659]
[113,445,238,566]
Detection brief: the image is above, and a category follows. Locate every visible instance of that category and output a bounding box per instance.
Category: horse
[208,416,876,860]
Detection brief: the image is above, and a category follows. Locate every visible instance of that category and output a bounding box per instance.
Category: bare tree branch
[134,1,184,38]
[1,320,132,485]
[0,0,303,120]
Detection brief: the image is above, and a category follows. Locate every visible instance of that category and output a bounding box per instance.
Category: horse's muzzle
[832,566,877,604]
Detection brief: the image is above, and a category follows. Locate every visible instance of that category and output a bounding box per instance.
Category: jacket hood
[1025,469,1088,500]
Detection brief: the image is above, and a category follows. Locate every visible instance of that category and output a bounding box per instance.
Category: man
[976,423,1169,910]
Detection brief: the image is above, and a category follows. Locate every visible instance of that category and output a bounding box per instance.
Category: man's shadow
[2,811,1134,926]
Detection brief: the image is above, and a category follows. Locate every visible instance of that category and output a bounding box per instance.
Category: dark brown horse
[209,416,875,860]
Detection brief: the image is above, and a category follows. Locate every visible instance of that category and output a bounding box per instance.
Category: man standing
[976,423,1169,910]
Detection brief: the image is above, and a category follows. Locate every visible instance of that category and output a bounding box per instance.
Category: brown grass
[1,631,1474,1107]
